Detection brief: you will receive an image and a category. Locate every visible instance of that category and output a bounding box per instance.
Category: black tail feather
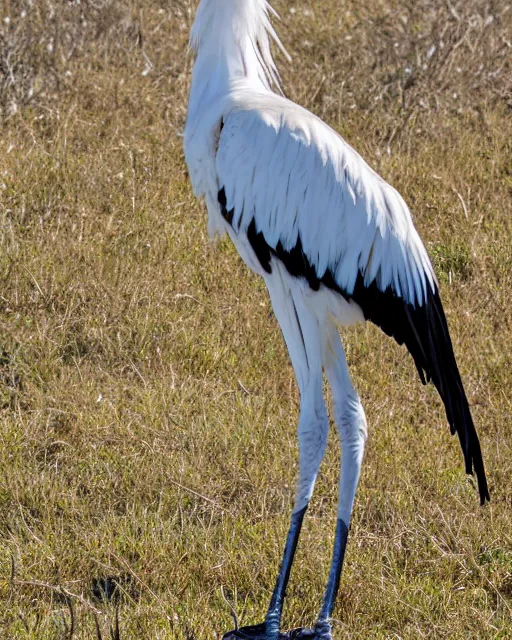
[351,277,490,504]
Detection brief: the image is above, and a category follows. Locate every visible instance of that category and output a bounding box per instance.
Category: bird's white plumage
[189,0,287,91]
[185,3,436,311]
[215,88,436,307]
[184,1,489,635]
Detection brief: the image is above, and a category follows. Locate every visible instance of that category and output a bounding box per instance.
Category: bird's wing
[216,91,489,503]
[217,91,435,306]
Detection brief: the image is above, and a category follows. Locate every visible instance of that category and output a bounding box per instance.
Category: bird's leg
[314,518,349,639]
[224,384,327,640]
[221,278,327,640]
[265,381,328,638]
[314,328,367,639]
[265,505,307,633]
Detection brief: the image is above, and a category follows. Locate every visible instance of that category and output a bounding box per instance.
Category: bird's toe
[287,628,316,639]
[222,623,315,639]
[222,622,273,639]
[222,623,265,639]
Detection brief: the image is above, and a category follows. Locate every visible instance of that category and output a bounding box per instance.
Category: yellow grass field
[0,1,511,638]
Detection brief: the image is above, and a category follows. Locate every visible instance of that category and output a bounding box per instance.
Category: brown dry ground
[0,1,511,638]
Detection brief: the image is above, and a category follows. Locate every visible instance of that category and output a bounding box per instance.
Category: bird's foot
[312,618,332,640]
[222,623,272,640]
[288,629,316,639]
[222,624,316,640]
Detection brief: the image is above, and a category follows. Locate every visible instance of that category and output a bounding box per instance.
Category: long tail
[408,290,490,504]
[351,276,490,504]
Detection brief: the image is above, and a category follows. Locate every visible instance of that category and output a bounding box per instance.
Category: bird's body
[185,1,489,638]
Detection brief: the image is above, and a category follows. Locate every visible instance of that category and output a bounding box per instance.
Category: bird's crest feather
[190,0,289,90]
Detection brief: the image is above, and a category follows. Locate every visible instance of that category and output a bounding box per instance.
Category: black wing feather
[351,277,490,505]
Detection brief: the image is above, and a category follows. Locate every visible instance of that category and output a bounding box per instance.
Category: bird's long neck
[187,0,283,123]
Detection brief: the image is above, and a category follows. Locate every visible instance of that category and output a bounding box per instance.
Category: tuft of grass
[431,241,473,284]
[0,0,511,638]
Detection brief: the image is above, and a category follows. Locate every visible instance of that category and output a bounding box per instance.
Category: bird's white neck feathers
[189,0,287,106]
[185,0,288,233]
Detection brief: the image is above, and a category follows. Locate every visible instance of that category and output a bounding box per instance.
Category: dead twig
[167,477,235,516]
[61,596,75,640]
[109,552,174,623]
[111,606,120,640]
[451,187,469,220]
[13,579,102,615]
[95,614,103,640]
[220,585,239,631]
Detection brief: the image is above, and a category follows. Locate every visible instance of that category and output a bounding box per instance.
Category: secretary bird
[184,1,489,638]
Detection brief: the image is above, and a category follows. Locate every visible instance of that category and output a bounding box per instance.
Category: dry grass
[0,0,511,638]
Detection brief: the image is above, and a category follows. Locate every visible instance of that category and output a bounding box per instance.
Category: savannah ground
[0,0,511,638]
